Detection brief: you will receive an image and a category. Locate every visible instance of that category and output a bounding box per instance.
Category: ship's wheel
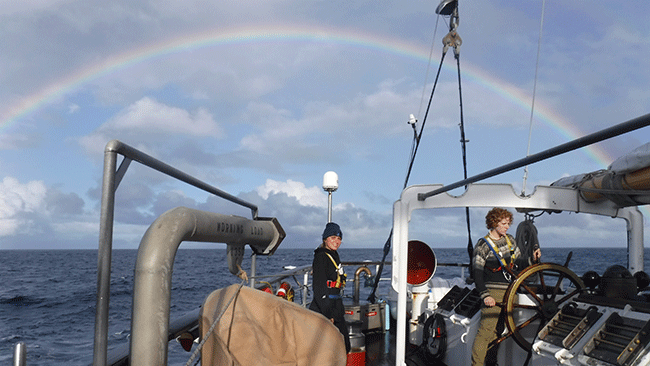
[500,263,585,350]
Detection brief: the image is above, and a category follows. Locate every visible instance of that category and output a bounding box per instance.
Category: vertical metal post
[303,271,310,306]
[13,342,26,366]
[327,191,333,222]
[93,149,118,366]
[250,253,257,288]
[623,207,644,274]
[323,171,338,223]
[394,199,409,366]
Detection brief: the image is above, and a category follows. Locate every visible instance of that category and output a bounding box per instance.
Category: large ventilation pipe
[129,206,284,366]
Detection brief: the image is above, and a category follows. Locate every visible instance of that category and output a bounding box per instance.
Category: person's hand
[483,296,496,307]
[533,248,542,262]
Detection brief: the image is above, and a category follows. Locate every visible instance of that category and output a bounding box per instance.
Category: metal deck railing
[94,140,263,366]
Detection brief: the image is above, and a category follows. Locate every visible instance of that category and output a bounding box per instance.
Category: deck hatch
[453,288,481,318]
[538,304,602,349]
[437,286,471,312]
[436,286,481,318]
[583,313,650,365]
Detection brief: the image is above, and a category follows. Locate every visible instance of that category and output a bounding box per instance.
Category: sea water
[1,247,649,365]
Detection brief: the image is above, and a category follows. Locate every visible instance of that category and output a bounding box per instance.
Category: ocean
[2,247,649,365]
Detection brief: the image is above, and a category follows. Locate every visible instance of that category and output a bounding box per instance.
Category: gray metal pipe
[93,147,118,366]
[622,207,644,274]
[130,206,284,366]
[353,266,372,303]
[106,140,259,218]
[93,140,264,366]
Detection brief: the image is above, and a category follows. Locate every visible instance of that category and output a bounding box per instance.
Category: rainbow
[1,24,612,166]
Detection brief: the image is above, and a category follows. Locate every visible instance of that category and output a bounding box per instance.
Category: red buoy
[276,281,294,301]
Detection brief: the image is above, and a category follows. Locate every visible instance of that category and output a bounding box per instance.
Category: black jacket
[309,246,344,319]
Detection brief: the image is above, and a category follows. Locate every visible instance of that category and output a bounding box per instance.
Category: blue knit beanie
[322,222,342,240]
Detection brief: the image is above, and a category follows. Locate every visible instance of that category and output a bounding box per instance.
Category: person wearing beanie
[309,222,350,353]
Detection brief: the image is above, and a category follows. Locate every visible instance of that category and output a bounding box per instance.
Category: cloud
[44,187,85,215]
[238,78,423,163]
[68,103,80,114]
[79,97,225,156]
[256,179,325,207]
[0,176,101,249]
[106,97,223,137]
[0,133,40,150]
[0,0,70,16]
[0,177,47,236]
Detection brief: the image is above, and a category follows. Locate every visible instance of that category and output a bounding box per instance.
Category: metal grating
[584,313,650,366]
[539,304,602,349]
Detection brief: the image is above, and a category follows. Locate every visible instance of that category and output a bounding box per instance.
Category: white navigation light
[323,171,338,192]
[408,114,417,125]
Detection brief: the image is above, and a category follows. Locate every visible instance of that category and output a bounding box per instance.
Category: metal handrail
[93,140,261,366]
[250,260,468,307]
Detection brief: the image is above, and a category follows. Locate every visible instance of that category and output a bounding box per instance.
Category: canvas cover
[200,284,347,366]
[608,141,650,174]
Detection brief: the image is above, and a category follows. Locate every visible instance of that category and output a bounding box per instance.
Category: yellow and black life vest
[325,253,346,288]
[483,235,517,273]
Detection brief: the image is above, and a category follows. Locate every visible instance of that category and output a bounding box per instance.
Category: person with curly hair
[471,208,541,365]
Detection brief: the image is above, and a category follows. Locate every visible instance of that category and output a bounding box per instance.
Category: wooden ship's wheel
[501,263,585,350]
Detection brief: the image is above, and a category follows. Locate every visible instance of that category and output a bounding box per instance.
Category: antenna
[323,171,338,223]
[522,0,546,195]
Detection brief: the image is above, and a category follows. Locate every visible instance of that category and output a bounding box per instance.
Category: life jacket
[325,252,346,289]
[482,235,517,275]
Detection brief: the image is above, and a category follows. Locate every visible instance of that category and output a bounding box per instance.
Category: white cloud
[107,97,224,137]
[78,97,225,157]
[0,133,38,150]
[68,103,80,114]
[0,0,70,16]
[0,177,47,236]
[239,79,422,160]
[257,179,326,207]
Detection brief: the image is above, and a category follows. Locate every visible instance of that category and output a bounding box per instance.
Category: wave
[0,295,45,307]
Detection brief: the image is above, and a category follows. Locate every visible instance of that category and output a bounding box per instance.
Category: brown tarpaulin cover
[200,284,347,366]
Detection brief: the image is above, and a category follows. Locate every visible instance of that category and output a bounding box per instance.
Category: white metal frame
[391,183,644,365]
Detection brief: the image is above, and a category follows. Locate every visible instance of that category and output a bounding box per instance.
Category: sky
[1,0,649,251]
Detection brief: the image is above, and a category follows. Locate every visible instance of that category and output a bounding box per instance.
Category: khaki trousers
[471,287,507,366]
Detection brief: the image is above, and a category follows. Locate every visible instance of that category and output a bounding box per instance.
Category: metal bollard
[13,342,26,366]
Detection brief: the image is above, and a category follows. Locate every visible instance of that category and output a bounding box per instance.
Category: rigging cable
[405,13,442,184]
[404,49,449,189]
[368,13,450,304]
[369,4,467,302]
[418,14,442,119]
[521,0,546,195]
[445,6,474,267]
[456,46,474,268]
